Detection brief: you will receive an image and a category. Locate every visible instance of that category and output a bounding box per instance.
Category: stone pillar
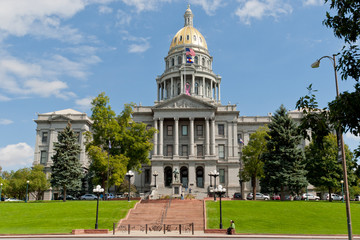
[189,118,194,156]
[218,83,221,102]
[171,77,173,98]
[205,118,210,155]
[233,121,238,157]
[159,118,163,156]
[210,80,213,99]
[227,122,232,158]
[188,162,196,187]
[174,117,179,156]
[214,83,217,102]
[202,77,205,97]
[33,129,41,165]
[153,119,158,155]
[164,80,167,99]
[181,73,184,94]
[48,129,55,165]
[157,84,160,101]
[210,118,215,155]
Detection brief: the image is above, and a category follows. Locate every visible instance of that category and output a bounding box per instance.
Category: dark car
[233,192,242,199]
[58,195,78,200]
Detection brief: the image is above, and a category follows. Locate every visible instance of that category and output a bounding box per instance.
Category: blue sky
[0,0,359,172]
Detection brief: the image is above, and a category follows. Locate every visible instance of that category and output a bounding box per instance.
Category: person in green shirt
[227,220,235,234]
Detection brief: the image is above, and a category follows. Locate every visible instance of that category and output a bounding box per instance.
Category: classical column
[191,74,195,95]
[214,83,217,101]
[210,118,215,155]
[227,122,232,158]
[170,77,174,98]
[233,121,238,157]
[202,77,205,97]
[210,80,213,99]
[164,80,167,99]
[218,83,221,102]
[157,84,160,101]
[174,117,179,156]
[181,73,184,94]
[159,118,164,156]
[153,119,158,155]
[189,118,194,156]
[205,118,210,155]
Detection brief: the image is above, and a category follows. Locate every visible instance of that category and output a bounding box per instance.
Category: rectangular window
[182,125,188,136]
[197,145,203,156]
[167,145,173,156]
[219,169,225,183]
[219,144,225,159]
[218,124,224,136]
[167,125,173,136]
[42,132,48,144]
[40,151,47,165]
[181,145,188,156]
[196,125,203,136]
[145,169,150,184]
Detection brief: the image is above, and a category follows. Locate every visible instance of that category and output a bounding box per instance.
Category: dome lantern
[184,4,193,27]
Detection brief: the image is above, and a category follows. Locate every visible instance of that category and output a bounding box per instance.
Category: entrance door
[180,166,188,188]
[164,166,172,187]
[196,166,204,188]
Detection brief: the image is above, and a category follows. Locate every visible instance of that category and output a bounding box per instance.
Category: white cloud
[128,42,150,53]
[303,0,323,6]
[121,31,151,53]
[99,5,113,14]
[190,0,224,15]
[0,143,34,170]
[75,96,94,111]
[121,0,172,12]
[235,0,293,25]
[0,119,13,125]
[116,9,132,26]
[345,132,360,141]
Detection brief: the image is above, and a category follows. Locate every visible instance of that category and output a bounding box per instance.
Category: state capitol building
[33,6,304,200]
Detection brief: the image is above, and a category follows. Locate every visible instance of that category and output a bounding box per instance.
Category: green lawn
[0,200,136,234]
[206,200,360,235]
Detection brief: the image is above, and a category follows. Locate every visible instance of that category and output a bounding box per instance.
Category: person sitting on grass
[227,220,235,235]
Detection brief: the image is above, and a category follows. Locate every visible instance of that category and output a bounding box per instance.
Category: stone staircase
[117,199,204,231]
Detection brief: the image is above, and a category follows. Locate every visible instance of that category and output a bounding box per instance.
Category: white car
[301,193,320,200]
[5,198,22,202]
[80,194,98,200]
[325,193,343,201]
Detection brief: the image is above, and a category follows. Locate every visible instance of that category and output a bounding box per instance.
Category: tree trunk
[252,176,256,201]
[63,185,67,202]
[281,185,285,201]
[329,187,332,202]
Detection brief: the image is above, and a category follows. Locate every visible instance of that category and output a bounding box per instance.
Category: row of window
[173,34,203,44]
[164,124,225,137]
[39,150,81,165]
[166,55,211,69]
[41,131,81,144]
[165,144,225,158]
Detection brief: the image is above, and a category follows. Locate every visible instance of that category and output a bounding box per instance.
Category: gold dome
[169,26,208,50]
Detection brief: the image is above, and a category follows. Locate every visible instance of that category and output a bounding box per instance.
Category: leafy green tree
[51,123,83,202]
[29,165,50,200]
[305,134,356,201]
[261,105,308,200]
[7,168,30,200]
[241,126,269,200]
[85,93,156,189]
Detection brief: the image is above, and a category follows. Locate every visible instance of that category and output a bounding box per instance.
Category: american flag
[186,48,195,56]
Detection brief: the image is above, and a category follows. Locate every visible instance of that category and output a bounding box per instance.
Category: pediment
[50,115,72,121]
[154,94,215,110]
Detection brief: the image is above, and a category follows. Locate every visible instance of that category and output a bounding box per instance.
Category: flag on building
[186,56,193,63]
[186,48,195,56]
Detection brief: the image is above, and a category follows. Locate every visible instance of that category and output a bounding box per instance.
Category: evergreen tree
[305,134,356,201]
[51,123,83,202]
[261,105,308,200]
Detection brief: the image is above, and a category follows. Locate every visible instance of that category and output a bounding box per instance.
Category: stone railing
[117,223,194,235]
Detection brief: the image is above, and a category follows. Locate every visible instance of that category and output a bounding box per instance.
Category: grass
[206,200,360,235]
[0,200,136,234]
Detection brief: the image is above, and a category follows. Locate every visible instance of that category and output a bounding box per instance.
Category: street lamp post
[126,170,134,202]
[153,171,158,188]
[93,185,104,229]
[311,54,353,240]
[341,180,344,203]
[210,170,219,201]
[0,183,3,201]
[214,185,226,229]
[25,180,29,203]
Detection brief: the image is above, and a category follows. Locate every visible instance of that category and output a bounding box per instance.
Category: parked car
[58,195,78,200]
[5,198,22,202]
[247,193,270,200]
[272,194,280,200]
[301,193,320,201]
[80,194,98,200]
[233,192,242,199]
[355,195,360,201]
[325,193,343,201]
[116,193,124,198]
[105,193,115,199]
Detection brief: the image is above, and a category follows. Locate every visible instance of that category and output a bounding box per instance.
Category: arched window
[178,56,182,65]
[174,37,177,43]
[180,166,188,188]
[171,58,175,66]
[193,35,196,41]
[196,166,204,188]
[164,166,173,187]
[187,35,189,40]
[195,82,199,95]
[166,60,169,69]
[194,56,199,64]
[180,36,183,41]
[202,58,205,66]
